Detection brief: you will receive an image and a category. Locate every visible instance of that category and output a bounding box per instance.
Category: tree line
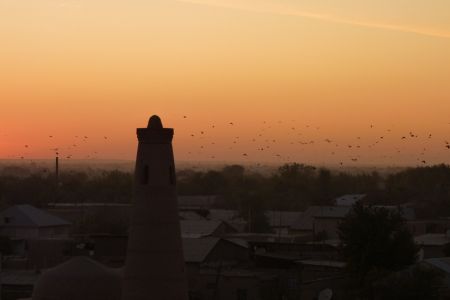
[0,163,449,219]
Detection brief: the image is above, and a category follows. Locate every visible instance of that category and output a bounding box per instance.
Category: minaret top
[148,115,163,129]
[137,115,173,144]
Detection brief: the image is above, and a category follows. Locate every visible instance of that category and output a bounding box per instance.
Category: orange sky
[1,0,450,166]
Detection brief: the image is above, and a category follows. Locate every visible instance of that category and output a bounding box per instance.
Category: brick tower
[122,115,188,300]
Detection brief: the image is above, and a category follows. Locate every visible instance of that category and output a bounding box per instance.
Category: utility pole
[55,152,59,204]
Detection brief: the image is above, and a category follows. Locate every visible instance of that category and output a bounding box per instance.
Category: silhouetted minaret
[122,116,188,300]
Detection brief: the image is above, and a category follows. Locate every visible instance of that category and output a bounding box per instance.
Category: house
[290,206,350,238]
[334,194,366,206]
[311,206,351,239]
[183,237,249,265]
[415,233,450,259]
[182,237,250,298]
[0,269,39,300]
[249,241,341,263]
[180,220,238,238]
[184,238,303,300]
[208,209,247,232]
[373,258,450,299]
[407,219,450,236]
[294,205,416,240]
[0,205,71,240]
[297,259,346,282]
[265,211,303,236]
[178,195,221,209]
[179,211,206,221]
[420,257,450,297]
[189,268,281,300]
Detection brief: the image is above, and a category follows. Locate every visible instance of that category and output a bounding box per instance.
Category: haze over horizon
[1,0,449,166]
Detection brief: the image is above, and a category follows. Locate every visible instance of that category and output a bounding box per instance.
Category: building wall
[218,276,275,300]
[300,264,345,282]
[300,276,350,300]
[422,245,446,259]
[314,218,342,239]
[188,272,280,300]
[211,223,238,237]
[1,285,34,300]
[92,235,128,267]
[250,242,340,261]
[38,226,70,239]
[205,240,249,263]
[27,239,72,269]
[0,226,69,240]
[0,228,40,239]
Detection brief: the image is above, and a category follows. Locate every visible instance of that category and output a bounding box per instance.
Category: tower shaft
[122,116,188,300]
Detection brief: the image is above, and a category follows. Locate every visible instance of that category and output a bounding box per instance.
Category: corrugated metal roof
[298,259,346,268]
[335,194,366,206]
[180,220,223,238]
[225,238,249,249]
[266,211,303,228]
[424,258,450,274]
[179,211,206,221]
[208,209,241,221]
[374,205,416,221]
[415,234,450,246]
[182,237,220,263]
[178,195,219,208]
[312,206,351,219]
[292,204,415,231]
[182,237,248,263]
[0,270,40,286]
[0,205,71,228]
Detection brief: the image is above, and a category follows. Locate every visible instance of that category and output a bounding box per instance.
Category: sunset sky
[1,0,450,165]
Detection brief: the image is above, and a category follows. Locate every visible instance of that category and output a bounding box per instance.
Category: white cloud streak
[176,0,450,39]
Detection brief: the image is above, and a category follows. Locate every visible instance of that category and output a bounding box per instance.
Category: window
[141,165,149,185]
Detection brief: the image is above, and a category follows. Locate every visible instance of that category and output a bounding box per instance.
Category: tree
[373,264,443,300]
[272,163,316,210]
[338,202,419,286]
[315,168,332,205]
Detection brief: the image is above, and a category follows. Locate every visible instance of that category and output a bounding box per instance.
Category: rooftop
[415,233,450,246]
[180,220,224,238]
[182,237,220,263]
[335,194,366,206]
[182,237,248,263]
[423,257,450,274]
[0,205,71,228]
[297,259,346,269]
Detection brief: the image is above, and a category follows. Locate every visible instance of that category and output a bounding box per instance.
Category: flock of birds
[180,116,450,166]
[17,135,110,161]
[4,116,450,166]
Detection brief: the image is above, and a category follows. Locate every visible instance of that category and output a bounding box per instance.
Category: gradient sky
[1,0,450,166]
